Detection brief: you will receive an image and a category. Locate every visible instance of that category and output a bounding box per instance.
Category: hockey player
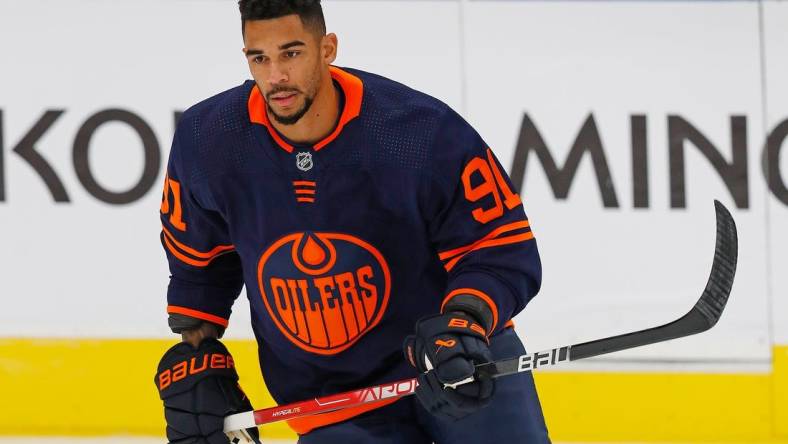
[155,1,550,442]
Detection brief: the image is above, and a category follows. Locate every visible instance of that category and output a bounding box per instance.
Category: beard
[265,64,321,125]
[265,66,320,126]
[266,93,315,126]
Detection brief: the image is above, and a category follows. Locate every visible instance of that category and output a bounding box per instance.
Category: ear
[322,33,338,65]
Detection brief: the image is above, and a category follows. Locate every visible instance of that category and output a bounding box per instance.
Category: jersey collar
[248,66,364,153]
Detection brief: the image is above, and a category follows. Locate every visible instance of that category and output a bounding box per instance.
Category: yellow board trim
[536,372,773,442]
[776,346,788,438]
[0,339,785,441]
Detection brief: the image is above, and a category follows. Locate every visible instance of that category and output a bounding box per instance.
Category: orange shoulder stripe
[287,398,398,435]
[441,288,499,334]
[167,305,229,328]
[163,235,212,267]
[443,232,534,272]
[438,220,530,261]
[161,229,235,268]
[162,226,235,259]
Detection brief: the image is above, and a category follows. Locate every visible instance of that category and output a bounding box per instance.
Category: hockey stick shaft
[225,200,737,432]
[224,343,601,431]
[224,346,569,432]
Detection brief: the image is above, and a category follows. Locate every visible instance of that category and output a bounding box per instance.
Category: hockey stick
[224,200,738,433]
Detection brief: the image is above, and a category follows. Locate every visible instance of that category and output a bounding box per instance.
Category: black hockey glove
[403,310,495,421]
[155,338,260,444]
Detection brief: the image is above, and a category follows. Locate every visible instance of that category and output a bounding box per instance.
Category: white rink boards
[463,1,772,366]
[764,0,788,346]
[0,0,786,371]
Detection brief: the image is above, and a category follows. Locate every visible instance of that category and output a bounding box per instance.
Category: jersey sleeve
[425,110,542,335]
[159,121,244,330]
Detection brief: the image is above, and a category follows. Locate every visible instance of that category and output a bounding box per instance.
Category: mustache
[265,86,302,100]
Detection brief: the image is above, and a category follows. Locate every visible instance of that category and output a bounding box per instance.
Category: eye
[285,51,300,59]
[252,55,267,64]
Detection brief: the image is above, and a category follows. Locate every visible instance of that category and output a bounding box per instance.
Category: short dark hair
[238,0,326,37]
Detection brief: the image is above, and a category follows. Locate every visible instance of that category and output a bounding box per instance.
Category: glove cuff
[441,292,496,334]
[168,313,226,338]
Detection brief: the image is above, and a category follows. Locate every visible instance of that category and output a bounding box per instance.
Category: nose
[267,62,289,85]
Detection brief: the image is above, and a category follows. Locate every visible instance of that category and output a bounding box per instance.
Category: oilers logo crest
[257,232,391,355]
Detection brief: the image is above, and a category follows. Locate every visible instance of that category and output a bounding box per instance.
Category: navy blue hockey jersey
[160,66,541,434]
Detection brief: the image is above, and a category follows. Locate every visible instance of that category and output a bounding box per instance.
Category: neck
[271,70,339,145]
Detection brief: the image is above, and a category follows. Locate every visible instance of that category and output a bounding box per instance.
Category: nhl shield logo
[257,232,391,355]
[296,152,313,172]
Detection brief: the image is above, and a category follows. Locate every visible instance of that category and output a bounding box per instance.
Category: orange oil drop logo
[292,234,336,275]
[302,235,326,266]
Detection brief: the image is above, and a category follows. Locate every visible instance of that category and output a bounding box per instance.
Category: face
[243,15,337,125]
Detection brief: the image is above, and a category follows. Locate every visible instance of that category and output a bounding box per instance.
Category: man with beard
[155,1,550,443]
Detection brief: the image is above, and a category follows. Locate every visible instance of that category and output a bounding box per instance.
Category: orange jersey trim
[297,197,316,203]
[438,220,530,261]
[248,66,364,153]
[443,232,534,272]
[505,319,515,329]
[162,227,235,259]
[437,220,533,272]
[441,288,499,333]
[163,235,220,267]
[161,228,235,268]
[295,189,316,195]
[293,180,316,187]
[313,67,364,151]
[287,398,399,435]
[247,85,294,153]
[167,305,229,328]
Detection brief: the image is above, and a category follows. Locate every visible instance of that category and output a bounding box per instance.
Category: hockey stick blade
[563,199,737,361]
[476,199,738,377]
[224,200,738,432]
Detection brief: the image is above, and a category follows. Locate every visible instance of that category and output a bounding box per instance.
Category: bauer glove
[403,310,495,421]
[155,338,260,444]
